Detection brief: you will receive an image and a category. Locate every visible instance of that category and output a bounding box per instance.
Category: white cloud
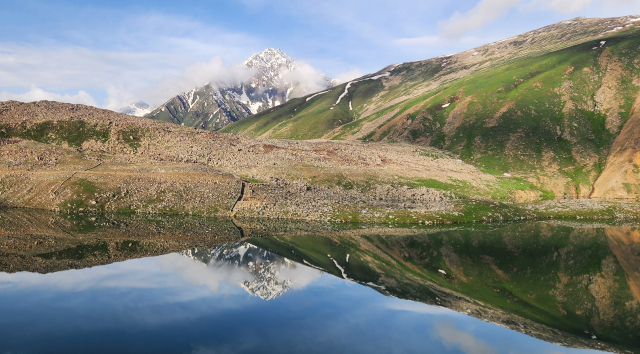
[439,0,639,40]
[4,0,639,112]
[526,0,593,13]
[0,85,97,106]
[283,62,334,98]
[103,85,144,111]
[141,56,257,106]
[0,12,262,109]
[434,322,499,354]
[393,35,442,47]
[333,68,364,83]
[441,0,525,39]
[0,44,177,94]
[278,262,323,289]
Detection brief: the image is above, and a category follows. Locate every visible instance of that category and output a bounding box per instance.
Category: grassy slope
[224,27,640,199]
[389,32,640,198]
[249,222,640,352]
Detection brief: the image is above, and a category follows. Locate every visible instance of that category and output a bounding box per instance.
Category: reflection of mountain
[0,208,356,274]
[248,222,640,354]
[179,242,302,300]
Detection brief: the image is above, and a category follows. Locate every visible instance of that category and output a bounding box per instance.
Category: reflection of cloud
[156,254,254,293]
[164,250,323,294]
[0,257,176,291]
[0,251,323,301]
[279,262,323,290]
[0,253,253,296]
[387,300,459,316]
[434,322,498,354]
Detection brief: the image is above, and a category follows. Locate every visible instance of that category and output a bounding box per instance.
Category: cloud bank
[441,0,523,39]
[0,85,96,106]
[141,56,257,106]
[439,0,635,39]
[282,62,334,98]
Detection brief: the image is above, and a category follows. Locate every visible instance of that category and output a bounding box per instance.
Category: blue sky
[1,0,639,109]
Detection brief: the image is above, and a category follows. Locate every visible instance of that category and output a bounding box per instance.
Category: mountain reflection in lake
[0,212,638,353]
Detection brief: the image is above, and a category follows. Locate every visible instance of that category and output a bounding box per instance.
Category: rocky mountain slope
[223,16,640,201]
[144,48,337,130]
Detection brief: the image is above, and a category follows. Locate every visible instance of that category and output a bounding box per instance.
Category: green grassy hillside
[223,18,640,200]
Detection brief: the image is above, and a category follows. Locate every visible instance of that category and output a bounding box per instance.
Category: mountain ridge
[144,48,337,130]
[222,15,640,201]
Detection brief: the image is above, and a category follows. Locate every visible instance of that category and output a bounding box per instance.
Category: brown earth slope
[592,91,640,199]
[0,100,494,222]
[2,100,640,222]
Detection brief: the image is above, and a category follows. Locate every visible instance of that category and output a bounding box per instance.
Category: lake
[0,210,638,353]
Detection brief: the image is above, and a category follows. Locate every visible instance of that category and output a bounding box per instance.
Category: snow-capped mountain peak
[242,48,298,89]
[145,48,337,130]
[118,101,154,117]
[242,48,297,72]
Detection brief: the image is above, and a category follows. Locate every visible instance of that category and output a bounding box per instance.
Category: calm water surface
[0,213,638,353]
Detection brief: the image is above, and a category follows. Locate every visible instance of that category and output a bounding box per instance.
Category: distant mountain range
[137,48,337,130]
[118,101,154,117]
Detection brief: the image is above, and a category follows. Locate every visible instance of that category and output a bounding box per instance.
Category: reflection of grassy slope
[250,235,380,284]
[36,240,143,260]
[249,222,640,351]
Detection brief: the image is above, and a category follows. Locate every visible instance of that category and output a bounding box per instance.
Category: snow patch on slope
[331,70,393,109]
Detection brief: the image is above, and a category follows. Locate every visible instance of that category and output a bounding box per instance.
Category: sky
[1,0,639,110]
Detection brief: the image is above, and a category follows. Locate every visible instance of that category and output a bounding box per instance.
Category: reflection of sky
[0,253,603,354]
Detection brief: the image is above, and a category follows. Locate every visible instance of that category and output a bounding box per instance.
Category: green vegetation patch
[0,120,110,147]
[60,178,103,212]
[37,241,110,260]
[36,240,143,260]
[118,127,145,150]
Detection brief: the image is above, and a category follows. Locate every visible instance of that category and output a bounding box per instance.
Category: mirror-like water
[0,210,638,353]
